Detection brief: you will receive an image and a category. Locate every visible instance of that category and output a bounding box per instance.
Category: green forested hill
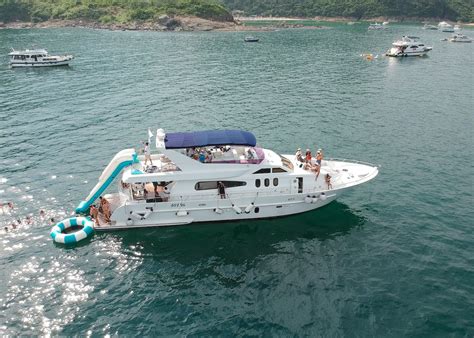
[1,0,472,24]
[0,0,233,23]
[222,0,473,22]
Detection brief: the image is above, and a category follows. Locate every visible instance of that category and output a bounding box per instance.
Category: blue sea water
[0,23,473,335]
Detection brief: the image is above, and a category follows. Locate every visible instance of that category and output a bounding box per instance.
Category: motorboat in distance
[422,24,438,30]
[385,36,433,57]
[9,48,73,67]
[449,33,472,43]
[74,129,379,230]
[244,36,259,42]
[368,23,385,30]
[438,21,455,32]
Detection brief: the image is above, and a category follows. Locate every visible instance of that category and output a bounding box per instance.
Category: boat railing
[127,186,335,205]
[325,158,380,168]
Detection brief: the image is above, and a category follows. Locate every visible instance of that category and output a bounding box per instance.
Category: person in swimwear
[89,205,99,225]
[99,197,111,223]
[325,173,332,190]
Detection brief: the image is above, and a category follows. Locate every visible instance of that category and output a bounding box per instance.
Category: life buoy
[50,217,94,244]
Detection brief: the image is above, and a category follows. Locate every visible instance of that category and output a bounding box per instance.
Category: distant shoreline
[0,17,328,32]
[238,16,474,25]
[1,16,472,32]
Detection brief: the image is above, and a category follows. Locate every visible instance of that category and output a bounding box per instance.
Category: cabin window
[273,178,279,186]
[419,44,424,46]
[264,178,270,187]
[195,181,246,190]
[272,167,287,173]
[253,168,271,174]
[411,46,418,48]
[255,179,261,188]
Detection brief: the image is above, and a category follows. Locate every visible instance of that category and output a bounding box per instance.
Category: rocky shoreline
[0,16,328,32]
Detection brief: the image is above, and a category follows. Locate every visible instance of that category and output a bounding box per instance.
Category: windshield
[279,155,294,171]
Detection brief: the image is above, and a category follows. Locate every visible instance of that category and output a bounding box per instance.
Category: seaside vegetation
[0,0,234,23]
[223,0,473,22]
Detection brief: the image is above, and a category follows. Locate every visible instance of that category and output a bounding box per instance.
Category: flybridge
[163,130,257,149]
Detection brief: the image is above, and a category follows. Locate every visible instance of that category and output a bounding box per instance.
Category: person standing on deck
[99,196,111,223]
[315,149,323,180]
[89,205,99,225]
[144,142,153,166]
[217,181,226,199]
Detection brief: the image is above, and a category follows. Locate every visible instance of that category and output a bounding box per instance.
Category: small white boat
[368,23,385,30]
[8,48,73,68]
[244,36,259,42]
[73,129,378,230]
[385,36,433,57]
[449,33,472,43]
[453,24,462,32]
[423,24,438,30]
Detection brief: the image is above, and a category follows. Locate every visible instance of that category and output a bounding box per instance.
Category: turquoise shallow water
[0,23,473,335]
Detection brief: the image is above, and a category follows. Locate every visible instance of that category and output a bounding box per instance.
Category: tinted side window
[272,168,287,173]
[253,168,271,174]
[195,181,246,190]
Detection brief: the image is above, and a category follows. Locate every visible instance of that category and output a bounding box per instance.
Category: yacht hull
[10,60,72,67]
[94,191,340,231]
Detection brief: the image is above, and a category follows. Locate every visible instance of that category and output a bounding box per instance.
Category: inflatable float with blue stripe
[50,217,94,244]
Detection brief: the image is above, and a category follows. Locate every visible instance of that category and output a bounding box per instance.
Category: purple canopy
[165,130,257,149]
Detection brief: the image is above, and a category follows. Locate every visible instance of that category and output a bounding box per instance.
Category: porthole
[255,179,261,188]
[273,178,278,186]
[254,207,260,213]
[264,178,270,187]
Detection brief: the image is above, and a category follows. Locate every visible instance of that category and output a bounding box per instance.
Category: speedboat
[74,129,378,230]
[244,36,259,42]
[8,48,73,67]
[449,33,472,43]
[385,36,433,57]
[368,23,385,30]
[422,24,438,30]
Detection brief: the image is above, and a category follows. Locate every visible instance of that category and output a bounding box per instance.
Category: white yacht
[385,36,433,57]
[8,48,73,67]
[438,21,454,32]
[368,23,385,30]
[449,33,472,43]
[74,129,379,230]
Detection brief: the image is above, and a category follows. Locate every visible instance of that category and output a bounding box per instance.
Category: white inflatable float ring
[50,217,94,244]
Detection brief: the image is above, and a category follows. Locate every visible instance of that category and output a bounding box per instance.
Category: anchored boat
[8,48,73,68]
[449,33,472,43]
[244,36,259,42]
[74,129,378,230]
[368,23,385,30]
[385,36,433,57]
